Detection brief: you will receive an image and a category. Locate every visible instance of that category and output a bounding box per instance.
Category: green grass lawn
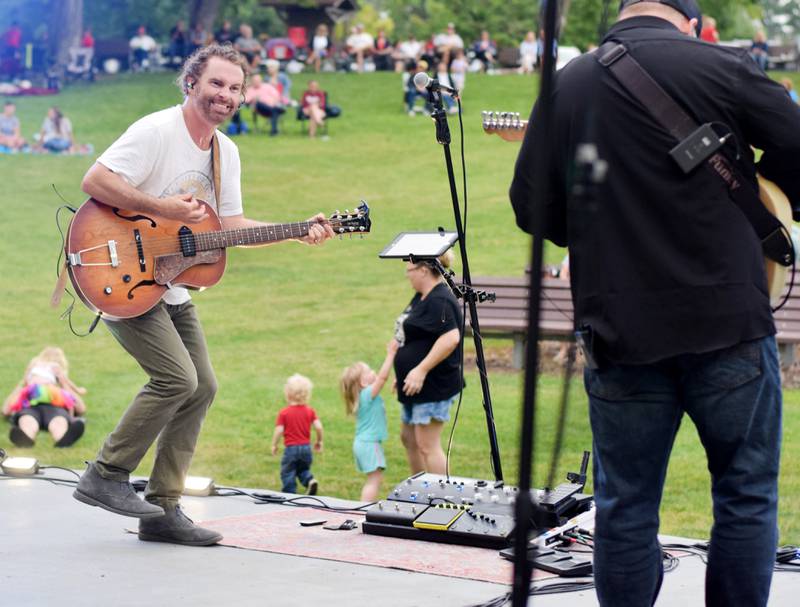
[1,69,797,544]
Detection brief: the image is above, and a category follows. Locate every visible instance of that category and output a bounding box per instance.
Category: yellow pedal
[412,503,466,531]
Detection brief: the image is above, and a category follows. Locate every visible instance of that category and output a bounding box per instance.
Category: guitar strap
[596,42,792,267]
[211,133,222,210]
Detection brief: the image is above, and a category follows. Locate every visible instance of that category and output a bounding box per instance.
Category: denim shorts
[400,396,456,425]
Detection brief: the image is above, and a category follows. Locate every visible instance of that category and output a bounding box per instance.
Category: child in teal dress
[340,339,398,502]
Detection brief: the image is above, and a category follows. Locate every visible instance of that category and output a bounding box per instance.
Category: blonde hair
[284,373,313,404]
[340,362,368,415]
[415,248,456,277]
[34,346,69,375]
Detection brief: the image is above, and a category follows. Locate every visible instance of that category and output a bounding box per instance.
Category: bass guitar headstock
[329,201,371,237]
[481,110,528,142]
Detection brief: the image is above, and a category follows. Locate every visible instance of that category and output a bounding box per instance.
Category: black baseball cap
[619,0,703,36]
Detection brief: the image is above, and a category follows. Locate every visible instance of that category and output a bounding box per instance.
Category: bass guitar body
[66,198,225,320]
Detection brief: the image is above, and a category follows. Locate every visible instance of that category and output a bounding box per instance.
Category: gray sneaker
[307,478,318,495]
[73,463,165,519]
[138,503,222,546]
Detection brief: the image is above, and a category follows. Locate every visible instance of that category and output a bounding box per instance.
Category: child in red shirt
[271,374,324,494]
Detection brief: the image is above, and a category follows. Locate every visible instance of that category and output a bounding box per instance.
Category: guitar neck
[194,221,317,251]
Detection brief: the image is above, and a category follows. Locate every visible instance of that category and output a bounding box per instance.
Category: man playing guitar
[72,44,334,546]
[509,1,800,605]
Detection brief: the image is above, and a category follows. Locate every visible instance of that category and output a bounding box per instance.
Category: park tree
[761,0,800,40]
[48,0,83,68]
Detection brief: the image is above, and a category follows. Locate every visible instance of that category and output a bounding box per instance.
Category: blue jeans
[280,444,314,494]
[586,336,781,607]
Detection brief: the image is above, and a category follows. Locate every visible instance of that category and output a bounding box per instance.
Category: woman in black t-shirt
[393,250,463,474]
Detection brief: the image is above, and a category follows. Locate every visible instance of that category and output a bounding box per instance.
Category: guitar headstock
[481,110,528,142]
[329,201,371,236]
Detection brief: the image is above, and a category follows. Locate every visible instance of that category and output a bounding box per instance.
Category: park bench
[768,43,798,71]
[468,274,800,369]
[467,275,573,369]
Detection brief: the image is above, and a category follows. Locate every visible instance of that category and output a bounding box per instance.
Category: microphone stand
[511,0,561,604]
[424,84,504,484]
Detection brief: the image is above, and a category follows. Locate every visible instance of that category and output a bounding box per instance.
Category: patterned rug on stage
[202,508,556,585]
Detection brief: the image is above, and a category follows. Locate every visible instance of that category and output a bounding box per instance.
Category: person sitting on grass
[0,100,27,152]
[2,346,87,448]
[271,374,323,495]
[340,339,398,502]
[36,106,73,153]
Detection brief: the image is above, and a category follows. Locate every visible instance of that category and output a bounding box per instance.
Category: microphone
[413,72,458,95]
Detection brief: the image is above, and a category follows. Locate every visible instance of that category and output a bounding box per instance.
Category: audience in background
[80,28,95,49]
[189,22,208,56]
[167,20,187,67]
[750,30,770,71]
[235,23,263,71]
[700,16,719,43]
[0,100,27,152]
[271,374,323,495]
[300,79,327,138]
[782,78,799,103]
[345,24,374,72]
[36,105,73,153]
[129,24,157,72]
[434,23,464,66]
[519,30,537,74]
[340,340,398,502]
[215,20,236,46]
[307,23,331,73]
[394,33,422,72]
[471,30,497,72]
[403,59,429,115]
[2,346,87,448]
[373,29,394,71]
[450,49,467,92]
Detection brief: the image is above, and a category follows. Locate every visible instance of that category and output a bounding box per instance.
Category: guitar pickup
[178,226,197,257]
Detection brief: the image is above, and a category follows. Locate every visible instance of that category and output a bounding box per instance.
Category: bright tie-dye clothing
[9,383,76,414]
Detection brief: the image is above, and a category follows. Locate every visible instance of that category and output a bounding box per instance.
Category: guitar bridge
[68,240,119,268]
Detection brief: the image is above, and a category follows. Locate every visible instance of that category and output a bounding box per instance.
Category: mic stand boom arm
[425,87,504,484]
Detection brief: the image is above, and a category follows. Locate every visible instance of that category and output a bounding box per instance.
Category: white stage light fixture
[183,476,215,497]
[1,456,40,477]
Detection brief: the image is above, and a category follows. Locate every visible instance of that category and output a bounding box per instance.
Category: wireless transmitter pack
[668,123,726,174]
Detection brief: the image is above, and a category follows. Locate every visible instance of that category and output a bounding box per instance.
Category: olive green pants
[95,301,217,505]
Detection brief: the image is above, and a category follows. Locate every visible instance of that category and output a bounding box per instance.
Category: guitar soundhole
[127,280,157,300]
[113,208,157,228]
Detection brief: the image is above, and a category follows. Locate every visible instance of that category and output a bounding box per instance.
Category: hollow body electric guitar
[482,110,793,303]
[65,198,371,319]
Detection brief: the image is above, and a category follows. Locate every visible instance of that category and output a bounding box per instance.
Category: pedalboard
[363,468,593,551]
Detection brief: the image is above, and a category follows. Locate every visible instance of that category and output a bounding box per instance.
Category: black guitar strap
[596,42,792,267]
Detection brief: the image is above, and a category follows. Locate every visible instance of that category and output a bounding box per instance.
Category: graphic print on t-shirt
[160,170,216,210]
[394,308,410,347]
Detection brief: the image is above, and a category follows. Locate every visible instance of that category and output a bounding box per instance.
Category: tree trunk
[49,0,83,68]
[188,0,222,32]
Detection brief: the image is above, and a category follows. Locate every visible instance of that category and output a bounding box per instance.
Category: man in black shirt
[510,1,800,605]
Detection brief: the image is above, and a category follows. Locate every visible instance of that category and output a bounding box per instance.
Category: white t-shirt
[97,105,243,306]
[347,32,374,52]
[130,34,157,51]
[397,40,422,60]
